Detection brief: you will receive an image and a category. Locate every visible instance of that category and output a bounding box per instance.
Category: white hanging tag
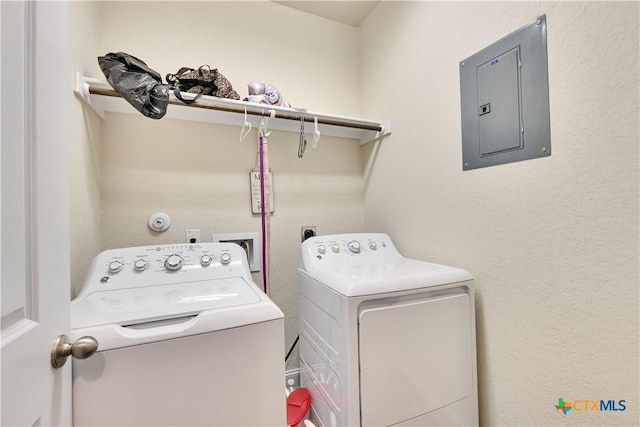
[250,169,275,214]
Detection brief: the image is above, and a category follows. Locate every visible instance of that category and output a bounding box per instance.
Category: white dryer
[71,242,285,426]
[298,233,478,426]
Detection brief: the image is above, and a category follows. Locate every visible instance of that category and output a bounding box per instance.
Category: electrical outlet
[301,226,316,242]
[186,229,200,244]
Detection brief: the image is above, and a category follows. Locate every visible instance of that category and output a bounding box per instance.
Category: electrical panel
[460,15,550,170]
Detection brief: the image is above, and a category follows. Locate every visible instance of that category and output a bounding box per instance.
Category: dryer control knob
[348,241,361,253]
[369,241,378,250]
[164,254,183,272]
[134,259,148,271]
[317,245,326,254]
[200,254,212,266]
[220,253,231,265]
[108,261,124,274]
[331,243,340,253]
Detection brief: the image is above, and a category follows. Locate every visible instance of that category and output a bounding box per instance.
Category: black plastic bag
[98,52,169,119]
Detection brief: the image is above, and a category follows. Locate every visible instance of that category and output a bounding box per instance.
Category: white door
[1,2,71,425]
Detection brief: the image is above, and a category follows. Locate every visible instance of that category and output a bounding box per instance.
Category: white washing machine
[71,242,285,426]
[298,233,478,426]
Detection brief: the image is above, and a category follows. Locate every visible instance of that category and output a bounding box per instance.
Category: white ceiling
[272,1,380,27]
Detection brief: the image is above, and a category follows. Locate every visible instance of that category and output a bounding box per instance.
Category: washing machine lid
[301,257,472,297]
[71,276,261,329]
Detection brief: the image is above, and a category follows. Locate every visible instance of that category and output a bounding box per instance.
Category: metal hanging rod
[87,86,383,132]
[75,73,391,144]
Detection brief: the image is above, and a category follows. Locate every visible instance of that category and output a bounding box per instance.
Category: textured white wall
[99,1,361,117]
[100,114,365,371]
[69,1,639,421]
[68,2,103,298]
[360,2,639,425]
[96,1,364,370]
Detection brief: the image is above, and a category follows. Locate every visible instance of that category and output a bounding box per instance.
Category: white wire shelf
[74,73,390,145]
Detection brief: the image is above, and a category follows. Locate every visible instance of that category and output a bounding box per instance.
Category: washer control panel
[79,243,250,296]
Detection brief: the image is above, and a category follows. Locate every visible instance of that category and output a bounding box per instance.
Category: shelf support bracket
[360,119,391,146]
[73,71,105,119]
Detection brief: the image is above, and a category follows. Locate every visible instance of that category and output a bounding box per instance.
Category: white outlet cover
[186,229,200,243]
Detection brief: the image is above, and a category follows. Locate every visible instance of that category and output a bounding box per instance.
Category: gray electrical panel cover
[460,15,550,170]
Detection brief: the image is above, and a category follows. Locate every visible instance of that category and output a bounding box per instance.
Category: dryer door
[358,293,473,426]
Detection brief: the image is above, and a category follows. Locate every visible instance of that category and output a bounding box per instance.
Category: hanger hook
[240,107,251,141]
[298,113,307,159]
[258,117,272,138]
[312,116,320,148]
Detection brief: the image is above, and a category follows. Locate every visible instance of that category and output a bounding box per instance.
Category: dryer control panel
[301,233,398,262]
[299,233,473,297]
[79,243,252,296]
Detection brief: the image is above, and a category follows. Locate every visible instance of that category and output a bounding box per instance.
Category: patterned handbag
[166,65,240,104]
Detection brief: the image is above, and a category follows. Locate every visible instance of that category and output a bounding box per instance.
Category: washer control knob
[331,243,340,253]
[220,253,231,265]
[134,259,148,271]
[348,241,361,253]
[164,254,183,272]
[317,245,326,254]
[200,254,212,266]
[108,261,124,274]
[369,241,378,250]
